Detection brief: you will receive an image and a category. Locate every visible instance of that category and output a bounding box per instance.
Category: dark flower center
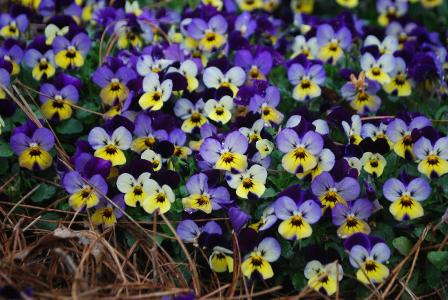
[290,215,304,227]
[105,145,118,155]
[346,217,358,228]
[250,257,263,267]
[102,208,113,218]
[242,178,254,189]
[52,99,65,109]
[222,152,235,163]
[29,147,42,157]
[156,194,166,203]
[365,261,377,272]
[427,155,439,165]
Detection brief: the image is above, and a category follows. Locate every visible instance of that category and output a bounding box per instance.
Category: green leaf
[56,119,83,134]
[36,212,59,230]
[280,239,294,259]
[0,140,13,157]
[392,236,412,256]
[291,272,306,291]
[427,251,448,271]
[261,188,277,199]
[31,184,56,203]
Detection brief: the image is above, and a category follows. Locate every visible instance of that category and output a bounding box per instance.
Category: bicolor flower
[114,19,152,49]
[288,63,325,101]
[141,178,175,214]
[204,95,234,124]
[249,206,278,232]
[364,35,399,55]
[91,194,125,226]
[383,176,430,220]
[0,14,28,38]
[169,129,192,158]
[361,122,390,145]
[209,246,233,273]
[360,152,387,177]
[274,196,322,240]
[297,148,335,180]
[344,233,390,284]
[116,172,152,207]
[311,172,360,209]
[92,65,137,105]
[53,33,91,69]
[385,22,417,47]
[44,24,69,45]
[336,0,358,8]
[167,60,199,92]
[414,136,448,178]
[0,44,23,75]
[377,0,408,26]
[276,129,324,174]
[10,127,55,171]
[332,199,373,238]
[234,50,273,81]
[131,113,168,153]
[386,116,431,160]
[361,53,395,84]
[341,74,381,114]
[248,86,284,125]
[39,83,78,121]
[382,57,412,97]
[226,164,267,199]
[239,119,265,144]
[236,0,263,10]
[304,260,343,296]
[241,237,280,279]
[291,35,318,59]
[174,98,208,133]
[136,55,173,76]
[256,139,275,159]
[141,149,163,171]
[342,115,362,145]
[291,0,315,14]
[139,73,173,110]
[182,173,230,214]
[186,15,228,52]
[203,66,246,96]
[23,49,56,81]
[316,24,352,64]
[88,126,132,166]
[0,68,10,100]
[234,12,257,38]
[200,131,248,172]
[176,219,222,245]
[62,171,108,210]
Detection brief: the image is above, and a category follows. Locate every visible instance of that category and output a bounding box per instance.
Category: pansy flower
[288,62,325,101]
[209,246,234,273]
[131,113,168,153]
[53,33,91,69]
[10,127,55,171]
[182,172,230,213]
[226,164,267,199]
[386,116,431,160]
[234,50,273,81]
[0,14,28,39]
[311,172,360,209]
[382,57,412,97]
[203,66,246,97]
[62,171,108,210]
[204,95,234,125]
[248,86,284,125]
[114,17,152,49]
[336,0,358,8]
[332,199,373,238]
[39,83,78,121]
[316,24,352,64]
[249,206,277,232]
[361,53,395,84]
[186,15,228,52]
[23,49,56,81]
[274,196,322,240]
[137,55,173,76]
[174,98,208,133]
[304,260,343,296]
[88,126,132,166]
[236,0,263,10]
[241,237,280,279]
[141,149,163,171]
[364,35,399,55]
[276,128,324,175]
[377,0,408,27]
[414,136,448,178]
[91,194,126,227]
[342,114,362,145]
[0,44,23,75]
[116,172,152,207]
[139,73,173,111]
[341,73,381,114]
[141,178,175,214]
[360,152,387,178]
[291,35,318,59]
[383,175,430,220]
[344,233,390,284]
[167,60,199,92]
[0,68,10,100]
[200,131,248,172]
[361,122,391,145]
[234,12,257,38]
[177,219,222,245]
[291,0,315,14]
[385,22,417,47]
[239,119,265,144]
[169,129,192,158]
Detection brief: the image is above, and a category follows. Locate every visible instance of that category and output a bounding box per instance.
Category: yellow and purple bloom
[226,164,267,199]
[39,83,78,121]
[91,194,126,227]
[288,62,325,101]
[0,43,23,75]
[414,136,448,178]
[88,126,132,166]
[174,98,208,133]
[141,178,175,214]
[364,35,399,55]
[203,66,246,96]
[332,199,373,238]
[116,172,152,207]
[167,60,199,92]
[241,237,280,279]
[342,114,362,145]
[316,24,352,64]
[131,113,168,153]
[186,15,228,52]
[341,75,382,114]
[383,57,412,96]
[209,246,234,273]
[234,50,273,81]
[62,171,108,210]
[234,12,257,38]
[377,0,408,27]
[248,86,284,126]
[169,129,192,158]
[204,95,234,125]
[139,72,173,111]
[0,14,28,39]
[311,172,360,209]
[304,260,343,296]
[291,35,318,59]
[136,55,173,76]
[249,206,278,232]
[23,49,56,81]
[53,33,91,69]
[361,53,395,84]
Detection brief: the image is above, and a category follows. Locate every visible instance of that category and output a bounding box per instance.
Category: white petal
[203,67,224,88]
[117,173,136,193]
[225,67,246,86]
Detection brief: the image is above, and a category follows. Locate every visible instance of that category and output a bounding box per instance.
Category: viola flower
[361,53,395,84]
[288,63,325,101]
[186,15,228,52]
[62,171,108,210]
[114,18,152,49]
[92,64,137,105]
[341,73,381,114]
[382,57,412,97]
[311,172,360,209]
[336,0,358,8]
[234,12,257,38]
[174,98,208,133]
[276,128,324,174]
[88,126,132,166]
[136,55,173,76]
[176,219,222,245]
[236,0,263,11]
[241,237,280,279]
[200,131,248,172]
[0,44,23,75]
[53,33,91,69]
[39,83,78,121]
[226,164,267,199]
[0,14,28,39]
[209,246,234,273]
[182,172,230,214]
[139,73,173,111]
[0,68,10,100]
[360,152,387,177]
[10,127,55,171]
[385,22,417,47]
[291,35,318,59]
[116,172,152,207]
[234,50,273,81]
[249,206,277,232]
[256,139,275,159]
[342,115,362,145]
[361,122,391,145]
[344,233,390,284]
[248,86,284,126]
[377,0,408,27]
[304,260,343,296]
[23,49,56,81]
[386,116,431,160]
[364,35,399,55]
[141,149,163,171]
[332,199,373,238]
[91,194,126,226]
[167,60,199,92]
[189,123,217,151]
[204,95,234,124]
[291,0,315,14]
[274,196,322,240]
[316,24,352,64]
[203,66,246,96]
[298,148,335,180]
[44,24,70,45]
[170,129,192,158]
[414,136,448,178]
[141,178,175,214]
[383,175,430,220]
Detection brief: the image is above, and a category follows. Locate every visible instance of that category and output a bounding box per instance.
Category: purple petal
[62,171,84,194]
[254,51,273,74]
[187,19,208,39]
[344,232,371,251]
[413,137,433,160]
[177,220,201,243]
[370,242,391,263]
[210,186,231,204]
[203,220,222,235]
[32,128,55,151]
[169,128,186,146]
[276,128,300,153]
[257,237,280,262]
[0,68,10,86]
[409,116,431,130]
[351,198,373,220]
[274,196,296,220]
[311,172,335,197]
[288,63,305,85]
[228,206,250,232]
[265,86,280,107]
[92,66,114,87]
[336,177,360,201]
[223,131,248,154]
[115,66,137,84]
[23,49,42,67]
[407,178,431,201]
[316,24,335,46]
[133,113,153,137]
[72,33,91,56]
[332,203,349,226]
[186,173,208,195]
[89,174,108,195]
[10,133,31,155]
[60,85,79,103]
[234,50,253,69]
[200,138,222,163]
[52,36,70,53]
[337,27,352,49]
[298,200,322,224]
[383,178,406,202]
[302,131,324,155]
[208,15,227,35]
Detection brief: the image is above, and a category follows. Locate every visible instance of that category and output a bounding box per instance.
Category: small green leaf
[291,272,306,291]
[31,184,56,203]
[56,119,83,134]
[36,212,59,230]
[261,188,277,199]
[427,251,448,271]
[0,140,13,157]
[392,236,412,255]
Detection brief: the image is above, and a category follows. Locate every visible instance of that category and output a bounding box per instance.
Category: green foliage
[56,119,84,134]
[31,184,57,203]
[393,236,413,256]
